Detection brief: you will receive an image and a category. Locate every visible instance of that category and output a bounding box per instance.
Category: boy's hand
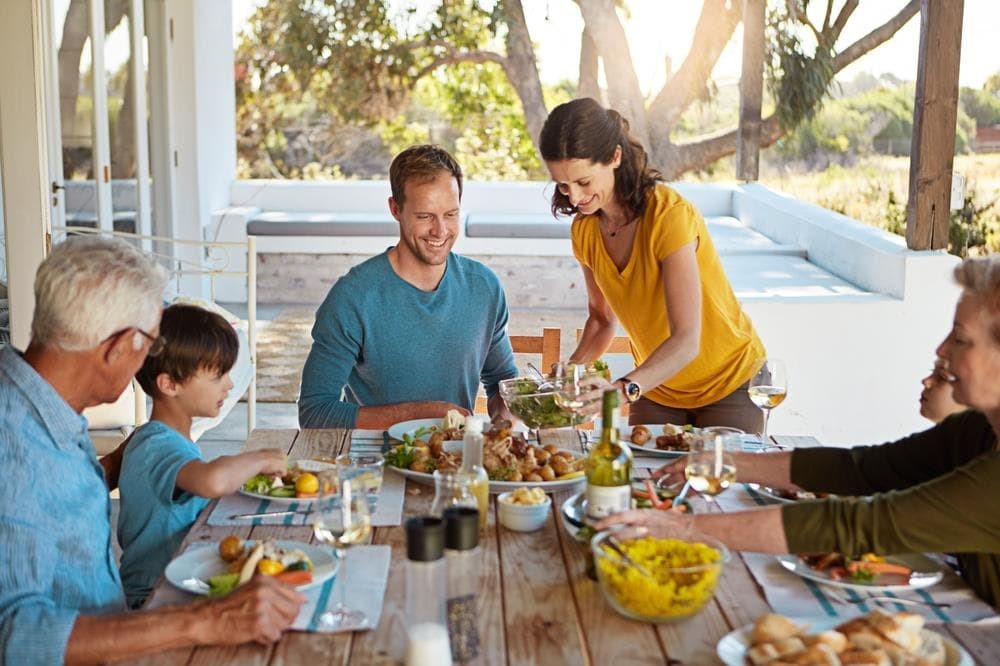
[255,449,289,475]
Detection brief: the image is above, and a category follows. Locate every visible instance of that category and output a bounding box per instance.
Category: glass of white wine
[748,358,788,449]
[313,474,372,629]
[684,433,739,502]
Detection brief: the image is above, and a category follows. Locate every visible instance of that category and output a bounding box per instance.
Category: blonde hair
[954,255,1000,343]
[32,236,166,351]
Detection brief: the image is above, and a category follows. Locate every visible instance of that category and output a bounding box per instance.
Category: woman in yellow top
[539,97,766,430]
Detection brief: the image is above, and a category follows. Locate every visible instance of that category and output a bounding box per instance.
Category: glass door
[47,0,153,245]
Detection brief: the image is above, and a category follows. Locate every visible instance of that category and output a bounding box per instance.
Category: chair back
[476,327,562,414]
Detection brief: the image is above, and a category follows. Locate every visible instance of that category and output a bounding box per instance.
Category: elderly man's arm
[63,577,303,664]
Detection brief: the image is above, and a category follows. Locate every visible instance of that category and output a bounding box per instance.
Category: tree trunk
[58,0,89,148]
[575,0,649,149]
[652,0,920,178]
[112,58,136,178]
[499,0,548,151]
[578,28,600,102]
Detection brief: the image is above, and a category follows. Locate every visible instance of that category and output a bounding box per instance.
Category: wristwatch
[617,377,642,403]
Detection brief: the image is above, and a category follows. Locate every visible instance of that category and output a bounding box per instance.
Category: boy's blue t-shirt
[117,421,209,608]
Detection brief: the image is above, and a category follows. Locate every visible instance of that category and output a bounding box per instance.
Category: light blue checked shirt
[0,347,126,664]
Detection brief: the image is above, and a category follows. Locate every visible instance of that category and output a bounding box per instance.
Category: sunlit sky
[232,0,998,92]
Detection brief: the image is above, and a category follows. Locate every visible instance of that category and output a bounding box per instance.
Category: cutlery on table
[229,509,314,520]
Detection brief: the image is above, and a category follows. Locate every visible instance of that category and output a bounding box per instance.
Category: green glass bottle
[585,389,633,520]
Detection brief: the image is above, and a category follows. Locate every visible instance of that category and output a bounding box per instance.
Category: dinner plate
[620,424,691,459]
[716,619,972,666]
[164,540,338,595]
[386,461,586,494]
[748,484,838,504]
[237,459,338,504]
[776,553,946,592]
[386,418,462,443]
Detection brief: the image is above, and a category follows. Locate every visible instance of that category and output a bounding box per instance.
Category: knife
[229,509,314,520]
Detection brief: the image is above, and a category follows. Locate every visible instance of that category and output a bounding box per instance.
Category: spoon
[670,479,693,509]
[525,362,555,390]
[605,533,655,579]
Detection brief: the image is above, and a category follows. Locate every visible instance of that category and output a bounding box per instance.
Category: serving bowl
[591,526,729,623]
[497,377,593,430]
[497,490,552,532]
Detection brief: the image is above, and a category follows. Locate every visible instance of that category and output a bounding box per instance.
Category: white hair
[32,235,167,351]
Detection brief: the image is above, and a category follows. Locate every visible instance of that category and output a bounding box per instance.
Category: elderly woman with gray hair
[599,254,1000,609]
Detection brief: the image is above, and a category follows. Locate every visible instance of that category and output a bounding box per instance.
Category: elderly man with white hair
[0,236,304,664]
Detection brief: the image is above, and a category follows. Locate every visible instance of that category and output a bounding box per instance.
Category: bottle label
[446,593,480,661]
[586,484,631,519]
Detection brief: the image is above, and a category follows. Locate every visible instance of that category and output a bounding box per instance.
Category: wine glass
[312,475,372,629]
[684,433,739,502]
[748,358,787,449]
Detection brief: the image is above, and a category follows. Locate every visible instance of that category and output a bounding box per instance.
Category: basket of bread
[717,609,969,665]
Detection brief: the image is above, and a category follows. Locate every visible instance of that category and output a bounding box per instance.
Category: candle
[405,622,452,666]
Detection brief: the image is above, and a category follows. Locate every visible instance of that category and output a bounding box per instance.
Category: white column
[0,0,52,347]
[164,0,236,297]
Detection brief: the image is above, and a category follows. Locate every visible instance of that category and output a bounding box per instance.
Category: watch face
[625,382,641,402]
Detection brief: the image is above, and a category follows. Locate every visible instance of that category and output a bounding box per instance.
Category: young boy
[117,304,287,608]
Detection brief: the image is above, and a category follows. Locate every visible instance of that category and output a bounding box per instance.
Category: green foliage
[960,87,1000,127]
[765,6,836,132]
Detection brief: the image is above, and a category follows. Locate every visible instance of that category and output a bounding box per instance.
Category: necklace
[603,215,636,237]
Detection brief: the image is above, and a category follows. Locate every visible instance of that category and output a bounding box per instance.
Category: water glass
[336,452,385,509]
[429,470,478,518]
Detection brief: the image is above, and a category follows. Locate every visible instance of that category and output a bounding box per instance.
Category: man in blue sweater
[299,145,518,429]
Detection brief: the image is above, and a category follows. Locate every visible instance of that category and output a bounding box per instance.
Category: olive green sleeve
[789,411,991,495]
[782,452,1000,556]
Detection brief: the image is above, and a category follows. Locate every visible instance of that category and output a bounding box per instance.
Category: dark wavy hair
[136,304,239,398]
[389,144,463,208]
[539,98,661,218]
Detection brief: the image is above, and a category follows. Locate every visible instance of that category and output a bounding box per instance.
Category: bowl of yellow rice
[591,527,729,623]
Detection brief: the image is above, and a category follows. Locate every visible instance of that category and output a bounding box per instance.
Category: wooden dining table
[129,427,999,665]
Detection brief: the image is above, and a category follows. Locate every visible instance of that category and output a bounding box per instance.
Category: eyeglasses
[105,327,166,357]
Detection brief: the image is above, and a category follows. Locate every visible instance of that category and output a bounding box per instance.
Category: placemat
[146,543,392,634]
[716,485,998,624]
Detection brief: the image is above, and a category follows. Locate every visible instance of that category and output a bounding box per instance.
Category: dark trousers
[627,381,763,434]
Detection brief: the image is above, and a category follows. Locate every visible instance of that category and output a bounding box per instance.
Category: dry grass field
[755,153,1000,254]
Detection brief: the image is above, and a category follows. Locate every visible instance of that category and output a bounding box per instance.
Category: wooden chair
[476,327,562,414]
[575,328,631,355]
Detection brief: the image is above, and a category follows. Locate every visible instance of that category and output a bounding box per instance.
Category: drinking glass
[748,358,788,449]
[429,470,478,518]
[684,433,739,502]
[335,452,384,510]
[312,475,372,629]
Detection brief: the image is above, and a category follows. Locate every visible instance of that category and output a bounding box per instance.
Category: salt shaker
[404,517,452,666]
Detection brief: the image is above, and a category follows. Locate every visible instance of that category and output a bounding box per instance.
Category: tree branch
[786,0,821,41]
[414,48,507,80]
[832,0,918,72]
[647,0,742,139]
[830,0,860,42]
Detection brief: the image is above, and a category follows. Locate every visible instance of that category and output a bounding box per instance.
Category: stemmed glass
[748,358,787,449]
[312,475,372,629]
[684,433,739,503]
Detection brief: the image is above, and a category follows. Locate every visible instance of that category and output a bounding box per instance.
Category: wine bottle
[585,389,633,520]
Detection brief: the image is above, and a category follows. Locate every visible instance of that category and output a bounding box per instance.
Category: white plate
[164,539,337,595]
[776,553,945,592]
[385,451,586,494]
[717,619,972,666]
[620,423,692,459]
[386,418,461,443]
[237,459,338,504]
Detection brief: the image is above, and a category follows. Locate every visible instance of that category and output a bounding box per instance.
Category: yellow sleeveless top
[571,184,765,408]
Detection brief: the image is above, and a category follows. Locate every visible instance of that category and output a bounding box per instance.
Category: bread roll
[747,642,781,666]
[804,631,848,654]
[788,643,842,665]
[839,649,891,666]
[752,613,806,645]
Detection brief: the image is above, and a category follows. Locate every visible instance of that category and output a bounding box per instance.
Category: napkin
[145,543,392,634]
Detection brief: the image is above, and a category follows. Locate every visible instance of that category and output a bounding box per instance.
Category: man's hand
[195,576,305,646]
[651,457,687,487]
[593,508,695,540]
